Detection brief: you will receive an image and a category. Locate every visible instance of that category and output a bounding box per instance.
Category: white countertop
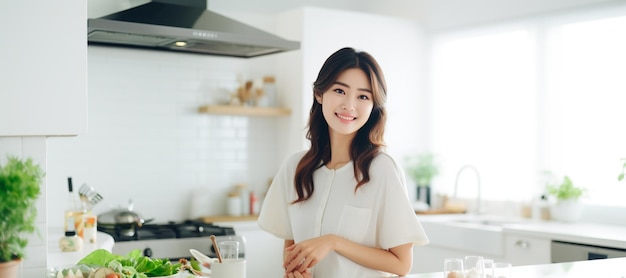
[47,230,114,268]
[416,213,626,249]
[503,221,626,249]
[399,256,626,277]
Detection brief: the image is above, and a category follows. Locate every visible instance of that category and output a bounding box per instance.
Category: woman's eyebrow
[333,81,372,93]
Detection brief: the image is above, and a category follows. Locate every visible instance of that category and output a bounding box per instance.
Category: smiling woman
[258,47,429,278]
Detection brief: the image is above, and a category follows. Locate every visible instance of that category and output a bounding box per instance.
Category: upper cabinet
[0,1,87,136]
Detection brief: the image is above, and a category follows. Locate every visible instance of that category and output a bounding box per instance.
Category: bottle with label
[249,191,259,215]
[64,177,86,238]
[83,215,97,244]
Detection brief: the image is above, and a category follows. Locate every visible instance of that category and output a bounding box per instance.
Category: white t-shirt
[258,150,430,278]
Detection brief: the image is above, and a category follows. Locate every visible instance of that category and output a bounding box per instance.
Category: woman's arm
[284,235,414,276]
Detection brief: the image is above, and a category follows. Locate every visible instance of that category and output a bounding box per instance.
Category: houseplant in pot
[405,153,440,210]
[545,175,585,222]
[0,156,44,277]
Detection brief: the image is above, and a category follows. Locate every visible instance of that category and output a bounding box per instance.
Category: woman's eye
[334,88,345,95]
[359,95,370,100]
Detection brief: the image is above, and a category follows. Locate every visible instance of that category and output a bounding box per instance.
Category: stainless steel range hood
[87,0,300,58]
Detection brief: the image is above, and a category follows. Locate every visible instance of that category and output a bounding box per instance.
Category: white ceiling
[89,0,623,30]
[206,0,622,30]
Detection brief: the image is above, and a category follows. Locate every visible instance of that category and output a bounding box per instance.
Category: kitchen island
[401,257,626,277]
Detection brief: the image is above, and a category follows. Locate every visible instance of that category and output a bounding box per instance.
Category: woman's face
[316,68,374,137]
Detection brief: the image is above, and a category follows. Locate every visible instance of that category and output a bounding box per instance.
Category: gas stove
[98,220,244,261]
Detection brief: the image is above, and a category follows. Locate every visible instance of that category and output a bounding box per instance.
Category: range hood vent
[88,0,300,58]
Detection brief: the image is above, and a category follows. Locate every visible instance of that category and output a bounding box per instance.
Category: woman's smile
[335,112,356,122]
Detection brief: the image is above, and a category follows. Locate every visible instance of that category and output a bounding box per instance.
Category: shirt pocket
[336,206,372,242]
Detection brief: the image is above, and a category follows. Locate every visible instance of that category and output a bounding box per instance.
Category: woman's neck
[327,131,354,169]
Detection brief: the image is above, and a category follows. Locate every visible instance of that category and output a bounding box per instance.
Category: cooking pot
[97,199,154,236]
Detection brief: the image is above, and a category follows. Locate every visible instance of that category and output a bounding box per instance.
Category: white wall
[45,46,293,226]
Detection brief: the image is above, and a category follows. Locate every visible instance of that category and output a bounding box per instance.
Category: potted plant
[405,153,440,207]
[545,175,585,222]
[0,156,44,278]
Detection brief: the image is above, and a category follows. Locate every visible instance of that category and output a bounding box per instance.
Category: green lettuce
[77,249,181,278]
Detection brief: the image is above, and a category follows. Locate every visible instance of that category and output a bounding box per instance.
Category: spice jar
[59,230,83,252]
[227,191,242,216]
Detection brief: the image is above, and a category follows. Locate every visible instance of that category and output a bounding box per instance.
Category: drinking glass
[219,241,240,261]
[481,259,494,278]
[493,262,512,278]
[443,258,464,278]
[464,256,484,278]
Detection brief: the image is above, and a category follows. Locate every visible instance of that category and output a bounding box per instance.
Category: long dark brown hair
[292,47,388,203]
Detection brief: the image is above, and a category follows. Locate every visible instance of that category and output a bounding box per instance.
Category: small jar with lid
[59,230,83,252]
[227,191,242,216]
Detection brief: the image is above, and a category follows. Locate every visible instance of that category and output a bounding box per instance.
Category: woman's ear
[315,95,322,104]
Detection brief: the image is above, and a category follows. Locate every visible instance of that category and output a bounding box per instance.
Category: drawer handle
[515,240,530,249]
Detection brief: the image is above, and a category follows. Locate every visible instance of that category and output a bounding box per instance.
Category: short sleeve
[376,154,430,249]
[257,152,301,240]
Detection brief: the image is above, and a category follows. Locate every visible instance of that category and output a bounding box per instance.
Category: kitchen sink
[420,217,505,256]
[450,218,519,227]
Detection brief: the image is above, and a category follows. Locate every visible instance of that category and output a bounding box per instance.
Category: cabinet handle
[515,240,530,249]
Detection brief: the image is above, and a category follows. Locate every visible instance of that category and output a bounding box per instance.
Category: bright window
[543,14,626,206]
[429,5,626,206]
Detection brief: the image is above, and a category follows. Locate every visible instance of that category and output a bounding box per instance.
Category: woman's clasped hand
[283,235,337,277]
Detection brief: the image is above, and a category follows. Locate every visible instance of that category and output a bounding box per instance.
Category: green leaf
[545,175,585,201]
[0,156,44,262]
[405,153,439,186]
[75,249,180,277]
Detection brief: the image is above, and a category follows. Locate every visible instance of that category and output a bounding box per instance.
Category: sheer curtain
[428,4,626,207]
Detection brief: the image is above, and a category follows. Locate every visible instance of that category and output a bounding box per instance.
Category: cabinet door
[505,235,551,266]
[0,1,87,136]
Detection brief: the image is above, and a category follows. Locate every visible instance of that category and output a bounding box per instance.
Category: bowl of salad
[48,249,195,278]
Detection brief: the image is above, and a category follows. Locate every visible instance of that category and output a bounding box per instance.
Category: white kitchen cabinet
[504,234,551,266]
[215,221,284,278]
[413,220,506,273]
[0,1,87,136]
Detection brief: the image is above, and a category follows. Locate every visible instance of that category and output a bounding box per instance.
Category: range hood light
[174,41,187,47]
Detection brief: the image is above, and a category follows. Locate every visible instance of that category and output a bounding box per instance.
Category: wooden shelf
[197,215,259,223]
[198,105,291,116]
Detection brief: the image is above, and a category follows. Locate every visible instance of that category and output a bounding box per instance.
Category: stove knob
[143,247,153,258]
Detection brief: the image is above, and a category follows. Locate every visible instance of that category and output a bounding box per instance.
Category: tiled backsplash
[46,46,289,231]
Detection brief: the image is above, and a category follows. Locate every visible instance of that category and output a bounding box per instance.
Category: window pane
[430,29,537,203]
[544,15,626,206]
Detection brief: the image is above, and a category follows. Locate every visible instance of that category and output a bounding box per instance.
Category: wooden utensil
[210,235,223,263]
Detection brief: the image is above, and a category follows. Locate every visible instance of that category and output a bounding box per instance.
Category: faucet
[454,165,482,214]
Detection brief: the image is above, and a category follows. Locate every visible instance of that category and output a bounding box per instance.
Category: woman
[258,47,429,278]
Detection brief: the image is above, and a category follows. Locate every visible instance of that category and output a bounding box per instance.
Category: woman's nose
[341,97,356,110]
